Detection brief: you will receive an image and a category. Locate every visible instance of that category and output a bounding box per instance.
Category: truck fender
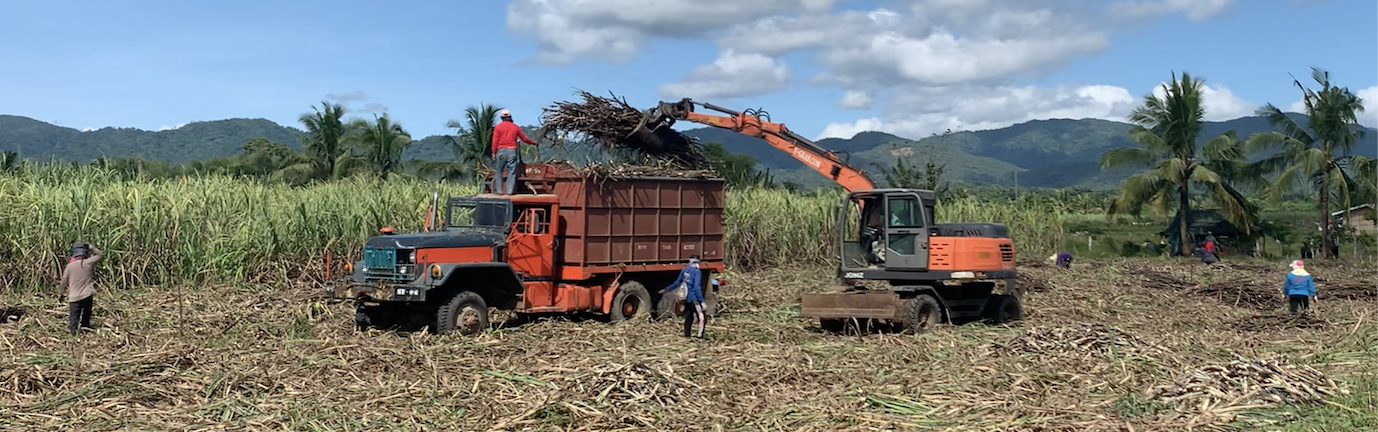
[425,263,525,299]
[600,280,622,315]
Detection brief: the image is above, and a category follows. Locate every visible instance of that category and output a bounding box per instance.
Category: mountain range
[1,113,1373,189]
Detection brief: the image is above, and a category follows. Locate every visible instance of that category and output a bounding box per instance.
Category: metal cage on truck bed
[482,163,727,272]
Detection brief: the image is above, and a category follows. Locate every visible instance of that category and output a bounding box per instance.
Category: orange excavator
[631,98,1023,333]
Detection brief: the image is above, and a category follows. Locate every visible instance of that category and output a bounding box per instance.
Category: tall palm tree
[1247,67,1366,258]
[1100,71,1258,256]
[349,113,412,181]
[416,103,503,181]
[282,101,349,181]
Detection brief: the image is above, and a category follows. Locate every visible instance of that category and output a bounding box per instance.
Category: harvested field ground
[1,258,1375,431]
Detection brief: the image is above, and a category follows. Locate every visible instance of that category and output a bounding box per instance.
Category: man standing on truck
[491,109,537,195]
[661,256,706,338]
[59,241,103,336]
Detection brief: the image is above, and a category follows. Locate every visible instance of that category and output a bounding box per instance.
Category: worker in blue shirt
[661,256,706,338]
[1282,260,1317,314]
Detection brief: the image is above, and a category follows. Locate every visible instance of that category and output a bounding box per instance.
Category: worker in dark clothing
[490,109,537,195]
[1282,260,1317,314]
[661,256,705,338]
[60,242,103,336]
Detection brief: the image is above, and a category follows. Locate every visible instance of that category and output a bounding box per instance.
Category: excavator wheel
[898,294,942,334]
[985,294,1023,325]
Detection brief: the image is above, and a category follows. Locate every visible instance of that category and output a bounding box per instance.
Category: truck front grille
[363,246,411,281]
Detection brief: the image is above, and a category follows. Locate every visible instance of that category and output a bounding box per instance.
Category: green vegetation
[1249,68,1374,258]
[0,163,1068,290]
[1101,71,1258,256]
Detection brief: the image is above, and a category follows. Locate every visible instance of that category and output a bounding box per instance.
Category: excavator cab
[839,189,935,272]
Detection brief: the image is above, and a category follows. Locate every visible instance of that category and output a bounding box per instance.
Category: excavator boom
[632,98,877,192]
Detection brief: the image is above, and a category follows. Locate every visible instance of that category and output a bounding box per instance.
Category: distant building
[1332,204,1377,234]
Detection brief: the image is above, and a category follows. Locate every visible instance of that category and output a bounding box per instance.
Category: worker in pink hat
[490,109,537,195]
[1281,260,1317,315]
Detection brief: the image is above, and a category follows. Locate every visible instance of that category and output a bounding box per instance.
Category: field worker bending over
[660,256,706,338]
[1282,260,1317,315]
[490,109,537,195]
[1048,251,1073,269]
[60,242,103,336]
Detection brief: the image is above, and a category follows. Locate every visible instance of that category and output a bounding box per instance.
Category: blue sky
[1,0,1374,142]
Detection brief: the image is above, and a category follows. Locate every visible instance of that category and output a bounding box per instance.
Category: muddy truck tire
[434,291,489,336]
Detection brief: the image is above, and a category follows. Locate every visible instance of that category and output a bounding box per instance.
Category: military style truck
[326,162,725,335]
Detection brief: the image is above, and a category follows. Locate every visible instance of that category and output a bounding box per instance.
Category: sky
[1,0,1375,142]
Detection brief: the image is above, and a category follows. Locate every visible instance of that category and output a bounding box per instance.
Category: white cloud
[1358,86,1378,128]
[506,0,841,64]
[1200,85,1255,121]
[658,50,789,99]
[510,0,1264,138]
[838,90,873,110]
[156,122,188,131]
[1108,0,1235,21]
[816,84,1137,140]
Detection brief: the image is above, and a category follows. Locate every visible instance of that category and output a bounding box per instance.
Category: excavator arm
[631,98,877,192]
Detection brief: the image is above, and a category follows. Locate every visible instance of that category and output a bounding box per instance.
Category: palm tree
[349,113,412,181]
[1247,67,1367,258]
[416,103,503,181]
[1100,71,1258,256]
[281,101,349,181]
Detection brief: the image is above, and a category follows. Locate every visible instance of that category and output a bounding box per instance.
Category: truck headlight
[408,251,416,262]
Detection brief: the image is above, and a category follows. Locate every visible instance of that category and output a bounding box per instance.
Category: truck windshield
[447,201,508,229]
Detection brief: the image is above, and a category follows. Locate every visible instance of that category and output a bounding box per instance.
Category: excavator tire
[986,294,1023,325]
[898,294,941,334]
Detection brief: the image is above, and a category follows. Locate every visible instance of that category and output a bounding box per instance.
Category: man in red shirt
[491,109,537,195]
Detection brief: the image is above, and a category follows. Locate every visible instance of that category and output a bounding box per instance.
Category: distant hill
[1,112,1373,189]
[681,114,1378,189]
[0,115,308,164]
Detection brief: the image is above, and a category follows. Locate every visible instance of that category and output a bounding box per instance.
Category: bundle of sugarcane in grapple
[539,90,705,168]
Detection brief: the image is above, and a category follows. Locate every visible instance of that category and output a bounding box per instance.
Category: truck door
[884,192,930,270]
[509,206,556,278]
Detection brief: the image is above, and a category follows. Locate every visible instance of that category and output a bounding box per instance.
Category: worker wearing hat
[60,241,103,336]
[490,109,537,195]
[1282,260,1317,314]
[661,256,706,338]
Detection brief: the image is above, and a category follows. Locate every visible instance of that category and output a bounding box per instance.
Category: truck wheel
[611,282,651,322]
[655,291,683,320]
[899,294,941,334]
[434,291,489,335]
[988,295,1022,325]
